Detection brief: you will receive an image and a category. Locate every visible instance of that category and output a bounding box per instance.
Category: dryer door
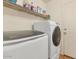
[52,26,61,46]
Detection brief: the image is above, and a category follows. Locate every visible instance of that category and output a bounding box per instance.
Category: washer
[3,30,48,59]
[33,20,61,59]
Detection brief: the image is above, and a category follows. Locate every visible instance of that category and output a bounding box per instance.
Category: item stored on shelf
[33,6,38,12]
[30,2,34,11]
[23,0,31,10]
[16,0,23,6]
[9,0,17,4]
[42,8,47,15]
[23,0,26,7]
[37,6,42,14]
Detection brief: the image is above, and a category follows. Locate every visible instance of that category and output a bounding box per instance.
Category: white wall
[3,7,45,31]
[46,0,76,58]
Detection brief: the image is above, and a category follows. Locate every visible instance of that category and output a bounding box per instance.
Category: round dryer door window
[52,26,61,46]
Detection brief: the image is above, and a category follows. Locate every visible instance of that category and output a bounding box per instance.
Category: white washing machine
[33,20,61,59]
[3,30,48,59]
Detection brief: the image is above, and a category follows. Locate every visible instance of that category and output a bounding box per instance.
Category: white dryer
[33,20,61,59]
[3,30,48,59]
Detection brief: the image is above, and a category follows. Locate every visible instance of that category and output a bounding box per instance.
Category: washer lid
[3,30,45,41]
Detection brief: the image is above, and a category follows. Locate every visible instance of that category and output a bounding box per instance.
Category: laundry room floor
[60,55,73,59]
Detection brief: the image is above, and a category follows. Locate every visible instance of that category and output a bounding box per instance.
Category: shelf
[3,0,50,19]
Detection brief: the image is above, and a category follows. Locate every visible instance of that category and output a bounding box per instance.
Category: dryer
[3,30,48,59]
[33,20,61,59]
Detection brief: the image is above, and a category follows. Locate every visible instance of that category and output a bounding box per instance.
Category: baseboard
[60,54,75,59]
[64,55,75,59]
